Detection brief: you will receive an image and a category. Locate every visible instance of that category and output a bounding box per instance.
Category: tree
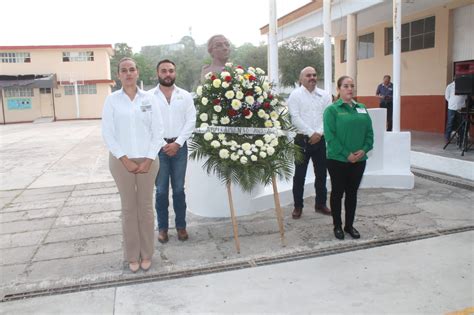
[110,43,134,90]
[278,37,325,87]
[231,43,268,71]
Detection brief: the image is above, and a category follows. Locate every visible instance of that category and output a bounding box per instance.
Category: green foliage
[231,43,268,71]
[279,37,325,87]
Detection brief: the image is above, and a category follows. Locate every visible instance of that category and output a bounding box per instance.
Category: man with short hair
[444,79,467,143]
[288,66,332,219]
[376,75,393,131]
[148,59,196,243]
[201,34,231,80]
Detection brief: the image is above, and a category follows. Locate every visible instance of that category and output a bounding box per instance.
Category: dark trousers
[292,135,327,208]
[327,159,366,228]
[380,101,393,131]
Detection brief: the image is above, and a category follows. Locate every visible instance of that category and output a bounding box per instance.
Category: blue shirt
[376,82,393,103]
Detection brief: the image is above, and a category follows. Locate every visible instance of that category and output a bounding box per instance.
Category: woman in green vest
[323,76,374,240]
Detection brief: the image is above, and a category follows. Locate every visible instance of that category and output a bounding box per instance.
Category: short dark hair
[383,75,391,80]
[156,59,176,70]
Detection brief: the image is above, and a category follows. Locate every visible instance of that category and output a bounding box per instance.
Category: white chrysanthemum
[237,75,244,82]
[270,139,279,147]
[235,68,244,74]
[220,117,230,125]
[270,99,278,106]
[264,134,272,143]
[240,156,248,164]
[230,153,239,161]
[245,150,252,156]
[236,91,244,100]
[199,113,208,122]
[238,149,244,156]
[254,86,262,94]
[214,105,222,113]
[211,120,218,125]
[205,72,213,80]
[269,133,276,139]
[256,67,265,75]
[260,145,267,151]
[248,67,256,73]
[251,147,258,152]
[210,140,221,148]
[225,90,235,99]
[220,71,231,78]
[201,97,208,105]
[231,99,242,110]
[230,146,236,151]
[218,134,226,140]
[196,86,203,96]
[245,95,255,105]
[264,120,273,128]
[251,155,258,162]
[264,113,270,120]
[255,139,264,147]
[241,143,251,151]
[257,96,264,103]
[222,82,229,88]
[203,132,213,141]
[257,109,266,118]
[200,123,209,128]
[267,147,275,156]
[270,111,279,121]
[262,82,270,91]
[273,120,281,128]
[245,111,253,119]
[259,151,267,159]
[213,79,222,88]
[219,149,230,159]
[225,62,233,67]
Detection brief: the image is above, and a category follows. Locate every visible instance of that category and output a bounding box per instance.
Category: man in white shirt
[444,80,467,143]
[288,66,332,219]
[148,59,197,243]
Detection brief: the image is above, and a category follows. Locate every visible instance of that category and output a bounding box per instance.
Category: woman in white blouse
[102,57,164,273]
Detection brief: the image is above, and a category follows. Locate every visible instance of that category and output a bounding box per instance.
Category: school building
[261,0,473,133]
[0,44,114,124]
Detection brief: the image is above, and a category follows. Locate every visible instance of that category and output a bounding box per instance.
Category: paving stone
[0,263,27,288]
[11,191,71,203]
[33,235,122,261]
[0,230,48,249]
[70,187,118,197]
[0,208,59,223]
[0,190,21,199]
[0,218,55,234]
[18,186,74,197]
[60,202,121,216]
[1,200,64,213]
[45,222,122,243]
[65,195,119,206]
[54,211,121,227]
[0,246,36,265]
[75,181,117,190]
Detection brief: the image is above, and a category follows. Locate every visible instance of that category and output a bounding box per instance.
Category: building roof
[0,44,114,55]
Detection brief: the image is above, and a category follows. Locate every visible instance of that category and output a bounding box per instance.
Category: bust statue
[201,34,231,80]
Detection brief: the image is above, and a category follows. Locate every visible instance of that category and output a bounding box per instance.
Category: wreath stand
[226,175,285,254]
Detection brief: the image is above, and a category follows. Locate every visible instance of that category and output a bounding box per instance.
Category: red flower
[227,109,238,117]
[211,75,217,81]
[237,65,243,69]
[263,102,270,109]
[268,94,274,100]
[225,76,232,82]
[245,91,253,96]
[212,99,220,105]
[249,75,256,81]
[242,108,251,116]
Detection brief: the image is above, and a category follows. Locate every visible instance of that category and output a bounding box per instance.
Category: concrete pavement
[0,120,473,314]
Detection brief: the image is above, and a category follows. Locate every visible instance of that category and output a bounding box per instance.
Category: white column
[268,0,279,93]
[392,0,401,132]
[346,14,357,96]
[73,82,80,118]
[323,0,332,94]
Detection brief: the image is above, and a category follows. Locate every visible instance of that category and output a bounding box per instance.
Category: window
[0,52,31,63]
[385,16,435,55]
[4,87,34,97]
[62,51,94,62]
[40,88,52,94]
[341,32,375,62]
[64,84,97,95]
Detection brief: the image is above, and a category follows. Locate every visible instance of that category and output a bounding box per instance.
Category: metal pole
[323,0,332,94]
[392,0,401,132]
[268,0,279,93]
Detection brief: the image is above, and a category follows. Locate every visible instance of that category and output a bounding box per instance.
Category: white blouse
[102,88,165,159]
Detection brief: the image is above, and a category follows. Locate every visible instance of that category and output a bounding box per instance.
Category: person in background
[376,75,393,131]
[149,59,196,244]
[288,66,332,220]
[324,75,374,240]
[102,57,164,272]
[444,79,467,144]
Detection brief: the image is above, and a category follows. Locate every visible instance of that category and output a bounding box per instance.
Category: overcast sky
[1,0,309,52]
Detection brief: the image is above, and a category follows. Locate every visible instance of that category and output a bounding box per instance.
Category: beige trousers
[109,154,159,262]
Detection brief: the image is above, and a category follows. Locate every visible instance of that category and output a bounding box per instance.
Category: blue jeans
[292,135,328,208]
[155,142,188,231]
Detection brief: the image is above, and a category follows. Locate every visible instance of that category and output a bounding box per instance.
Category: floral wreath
[190,63,300,192]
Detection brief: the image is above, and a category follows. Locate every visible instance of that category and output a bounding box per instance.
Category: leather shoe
[292,207,302,219]
[140,259,152,271]
[315,205,331,215]
[177,228,189,241]
[158,230,169,244]
[129,262,140,273]
[344,226,361,239]
[334,226,344,240]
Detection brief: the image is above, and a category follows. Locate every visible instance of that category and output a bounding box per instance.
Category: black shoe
[344,226,360,239]
[334,226,344,240]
